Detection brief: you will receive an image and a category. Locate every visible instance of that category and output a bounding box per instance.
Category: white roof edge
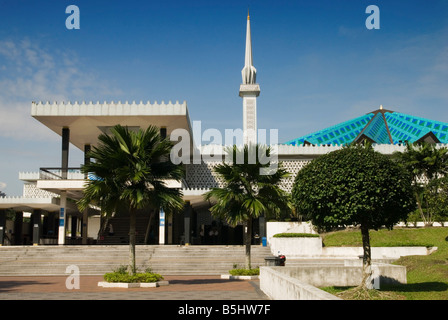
[0,196,58,204]
[31,100,188,117]
[275,143,448,155]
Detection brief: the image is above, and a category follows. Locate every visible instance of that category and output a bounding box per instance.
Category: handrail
[39,167,83,180]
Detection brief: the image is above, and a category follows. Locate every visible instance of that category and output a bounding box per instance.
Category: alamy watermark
[170,121,279,175]
[365,5,380,30]
[65,264,80,290]
[65,5,380,31]
[65,5,80,30]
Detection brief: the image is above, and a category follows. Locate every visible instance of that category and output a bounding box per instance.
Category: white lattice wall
[23,183,59,198]
[185,159,312,193]
[278,160,311,192]
[185,162,224,189]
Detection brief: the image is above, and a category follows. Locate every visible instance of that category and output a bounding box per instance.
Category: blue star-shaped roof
[284,108,448,146]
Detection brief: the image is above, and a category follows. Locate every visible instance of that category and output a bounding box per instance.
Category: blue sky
[0,0,447,195]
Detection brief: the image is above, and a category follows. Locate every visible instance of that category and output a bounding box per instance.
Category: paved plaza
[0,275,269,300]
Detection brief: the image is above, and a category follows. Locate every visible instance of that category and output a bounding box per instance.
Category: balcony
[39,168,85,180]
[36,168,87,198]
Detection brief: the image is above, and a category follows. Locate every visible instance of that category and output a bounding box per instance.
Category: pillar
[160,127,167,140]
[58,192,67,245]
[167,215,173,244]
[82,144,91,244]
[14,212,23,245]
[183,202,191,245]
[47,212,57,239]
[259,215,266,246]
[0,210,6,246]
[159,208,165,245]
[71,216,77,239]
[61,127,70,179]
[59,127,70,245]
[31,210,42,246]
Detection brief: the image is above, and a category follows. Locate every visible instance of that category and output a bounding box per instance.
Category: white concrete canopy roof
[0,197,61,211]
[31,100,192,150]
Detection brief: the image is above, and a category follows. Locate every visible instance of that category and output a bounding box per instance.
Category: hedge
[273,233,320,238]
[103,272,164,283]
[229,268,260,276]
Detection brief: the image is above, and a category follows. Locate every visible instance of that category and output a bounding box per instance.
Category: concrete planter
[220,274,259,280]
[98,280,169,288]
[269,237,323,258]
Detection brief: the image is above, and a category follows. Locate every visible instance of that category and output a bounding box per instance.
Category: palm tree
[78,125,184,274]
[393,141,448,225]
[205,144,291,269]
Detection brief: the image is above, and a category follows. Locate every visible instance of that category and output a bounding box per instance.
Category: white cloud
[0,37,120,141]
[0,182,6,190]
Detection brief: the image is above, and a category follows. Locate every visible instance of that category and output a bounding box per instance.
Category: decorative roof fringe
[32,100,187,107]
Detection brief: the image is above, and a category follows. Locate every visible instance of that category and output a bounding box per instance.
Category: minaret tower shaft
[239,11,260,146]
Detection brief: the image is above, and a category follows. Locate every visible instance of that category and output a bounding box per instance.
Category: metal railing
[39,167,84,180]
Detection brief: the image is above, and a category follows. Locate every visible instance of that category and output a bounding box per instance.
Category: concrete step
[0,245,273,276]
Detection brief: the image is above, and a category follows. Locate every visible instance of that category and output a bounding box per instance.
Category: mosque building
[1,13,447,247]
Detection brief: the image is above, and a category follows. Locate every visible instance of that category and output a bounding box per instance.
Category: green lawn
[320,227,448,300]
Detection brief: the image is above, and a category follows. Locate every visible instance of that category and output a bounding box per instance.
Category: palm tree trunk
[128,207,137,275]
[415,190,427,226]
[244,219,252,269]
[360,224,372,289]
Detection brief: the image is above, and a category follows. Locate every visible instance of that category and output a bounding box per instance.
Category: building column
[183,202,191,245]
[61,127,70,179]
[58,127,70,245]
[158,208,165,245]
[160,127,167,140]
[259,215,266,246]
[14,211,23,245]
[71,216,77,240]
[0,210,6,246]
[47,212,57,239]
[167,215,173,244]
[31,210,42,246]
[82,144,91,245]
[58,192,67,245]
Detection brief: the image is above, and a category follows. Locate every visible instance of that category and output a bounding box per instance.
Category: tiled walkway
[0,275,269,300]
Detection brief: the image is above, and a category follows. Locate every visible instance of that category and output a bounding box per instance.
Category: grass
[322,227,436,247]
[320,227,448,300]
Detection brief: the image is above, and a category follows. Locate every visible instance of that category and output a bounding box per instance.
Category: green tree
[78,125,184,275]
[292,145,415,289]
[204,144,291,269]
[393,142,448,226]
[426,176,448,226]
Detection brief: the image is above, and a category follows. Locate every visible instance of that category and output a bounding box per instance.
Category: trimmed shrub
[273,233,320,238]
[103,271,164,283]
[229,268,260,276]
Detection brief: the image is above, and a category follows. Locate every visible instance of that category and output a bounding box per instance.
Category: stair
[0,245,273,276]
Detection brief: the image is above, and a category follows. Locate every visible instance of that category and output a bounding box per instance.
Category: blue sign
[159,208,165,227]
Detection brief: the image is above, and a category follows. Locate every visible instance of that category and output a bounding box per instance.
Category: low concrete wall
[269,237,322,257]
[269,233,436,259]
[266,222,316,245]
[275,264,406,287]
[259,267,342,300]
[322,246,436,260]
[260,263,406,300]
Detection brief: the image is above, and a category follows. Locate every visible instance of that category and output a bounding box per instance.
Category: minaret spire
[242,9,257,85]
[239,11,260,146]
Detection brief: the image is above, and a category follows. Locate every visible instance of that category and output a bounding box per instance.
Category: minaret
[239,11,260,146]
